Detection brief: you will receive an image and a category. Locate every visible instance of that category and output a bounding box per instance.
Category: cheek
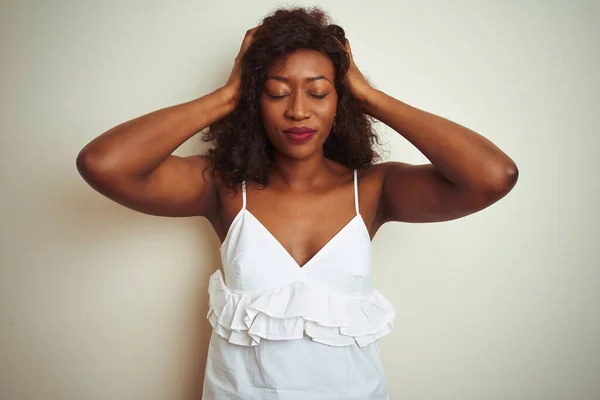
[260,103,283,144]
[318,97,338,118]
[323,91,338,110]
[260,99,280,127]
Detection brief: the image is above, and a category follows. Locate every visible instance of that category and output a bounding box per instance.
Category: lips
[282,126,317,144]
[283,126,316,134]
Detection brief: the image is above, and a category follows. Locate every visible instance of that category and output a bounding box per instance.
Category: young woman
[77,7,518,400]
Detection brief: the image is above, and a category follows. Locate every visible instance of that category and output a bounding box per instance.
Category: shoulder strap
[241,181,247,209]
[353,169,360,215]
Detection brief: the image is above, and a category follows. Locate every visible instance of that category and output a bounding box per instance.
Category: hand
[224,28,257,103]
[342,39,374,104]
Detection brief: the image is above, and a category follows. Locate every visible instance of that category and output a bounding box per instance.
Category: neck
[270,151,331,190]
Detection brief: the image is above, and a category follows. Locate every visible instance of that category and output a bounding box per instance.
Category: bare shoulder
[155,153,219,218]
[357,162,389,179]
[179,154,217,191]
[360,161,417,193]
[362,161,411,177]
[353,163,393,237]
[356,161,397,192]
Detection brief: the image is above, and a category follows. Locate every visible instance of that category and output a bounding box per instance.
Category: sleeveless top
[202,169,395,399]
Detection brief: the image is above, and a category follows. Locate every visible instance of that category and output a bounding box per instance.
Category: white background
[1,0,598,399]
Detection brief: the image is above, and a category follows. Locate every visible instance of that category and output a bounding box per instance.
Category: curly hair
[202,6,381,190]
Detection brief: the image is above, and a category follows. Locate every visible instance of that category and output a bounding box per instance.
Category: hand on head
[225,27,258,102]
[328,25,372,103]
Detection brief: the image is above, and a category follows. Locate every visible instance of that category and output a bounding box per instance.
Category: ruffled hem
[206,270,395,347]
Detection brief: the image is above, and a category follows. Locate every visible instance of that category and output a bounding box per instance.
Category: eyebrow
[266,75,332,83]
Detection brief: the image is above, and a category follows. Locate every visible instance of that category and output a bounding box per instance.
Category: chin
[273,143,320,160]
[275,135,327,157]
[278,146,316,160]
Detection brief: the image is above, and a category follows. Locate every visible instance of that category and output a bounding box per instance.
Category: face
[260,49,338,159]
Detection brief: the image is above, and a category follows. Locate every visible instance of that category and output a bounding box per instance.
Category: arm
[345,40,518,224]
[76,29,257,218]
[76,88,235,218]
[368,92,518,223]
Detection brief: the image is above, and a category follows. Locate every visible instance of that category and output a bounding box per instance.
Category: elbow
[76,149,96,180]
[76,148,112,184]
[483,161,519,199]
[499,161,519,192]
[505,162,519,188]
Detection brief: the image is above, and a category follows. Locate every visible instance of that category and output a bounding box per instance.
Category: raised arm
[370,96,518,223]
[76,29,256,219]
[343,39,518,224]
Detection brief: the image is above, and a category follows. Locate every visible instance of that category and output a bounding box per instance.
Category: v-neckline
[245,209,363,270]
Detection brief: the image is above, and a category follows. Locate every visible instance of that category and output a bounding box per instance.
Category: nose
[285,93,310,120]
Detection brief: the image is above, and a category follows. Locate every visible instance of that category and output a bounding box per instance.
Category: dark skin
[77,29,518,268]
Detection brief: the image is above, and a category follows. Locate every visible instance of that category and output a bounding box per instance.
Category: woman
[76,7,518,400]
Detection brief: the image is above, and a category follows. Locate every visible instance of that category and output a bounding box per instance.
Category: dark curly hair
[202,6,381,190]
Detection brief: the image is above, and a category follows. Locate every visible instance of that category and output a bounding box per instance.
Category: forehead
[267,49,335,81]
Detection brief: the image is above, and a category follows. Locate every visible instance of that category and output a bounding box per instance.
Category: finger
[333,36,346,50]
[243,27,257,43]
[238,28,257,53]
[344,39,354,60]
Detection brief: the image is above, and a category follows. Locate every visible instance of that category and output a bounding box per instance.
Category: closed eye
[266,92,330,100]
[266,93,289,99]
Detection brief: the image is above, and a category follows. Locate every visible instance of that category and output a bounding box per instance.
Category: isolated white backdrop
[1,0,598,399]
